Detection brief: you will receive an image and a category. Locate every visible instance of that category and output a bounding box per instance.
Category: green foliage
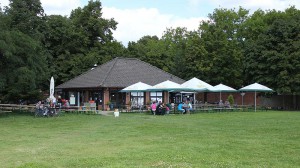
[162,27,190,79]
[128,35,169,71]
[43,0,123,83]
[6,0,45,38]
[199,7,248,87]
[0,30,48,102]
[70,0,117,48]
[243,7,300,94]
[227,94,234,105]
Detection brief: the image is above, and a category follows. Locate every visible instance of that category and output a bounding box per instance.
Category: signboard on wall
[70,95,75,105]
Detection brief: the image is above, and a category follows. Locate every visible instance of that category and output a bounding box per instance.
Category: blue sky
[99,0,213,18]
[1,0,299,45]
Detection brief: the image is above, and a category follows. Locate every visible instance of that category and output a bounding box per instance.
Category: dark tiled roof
[56,57,185,89]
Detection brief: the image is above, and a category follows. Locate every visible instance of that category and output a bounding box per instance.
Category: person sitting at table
[165,105,170,114]
[156,101,161,115]
[188,101,193,112]
[218,100,224,108]
[224,100,231,108]
[151,101,157,115]
[177,102,185,114]
[161,102,167,115]
[63,100,70,108]
[183,101,192,114]
[166,103,171,114]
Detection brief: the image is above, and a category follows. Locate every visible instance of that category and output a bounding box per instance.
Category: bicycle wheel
[34,109,43,117]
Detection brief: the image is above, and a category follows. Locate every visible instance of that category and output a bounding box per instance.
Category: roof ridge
[56,66,96,89]
[99,57,119,87]
[56,58,119,88]
[113,57,185,82]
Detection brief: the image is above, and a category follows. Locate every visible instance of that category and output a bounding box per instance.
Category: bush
[228,94,234,106]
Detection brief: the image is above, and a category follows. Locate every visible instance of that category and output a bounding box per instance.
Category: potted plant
[109,102,114,110]
[106,101,111,111]
[126,101,132,112]
[147,100,152,110]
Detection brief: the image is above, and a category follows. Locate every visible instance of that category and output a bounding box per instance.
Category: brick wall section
[163,91,169,103]
[145,92,150,105]
[104,88,109,110]
[84,91,89,102]
[125,92,130,105]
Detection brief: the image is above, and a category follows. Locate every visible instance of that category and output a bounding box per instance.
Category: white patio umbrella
[181,77,218,103]
[214,83,237,101]
[181,77,217,92]
[120,82,152,92]
[239,83,273,112]
[147,80,189,92]
[147,80,190,103]
[49,76,55,100]
[120,82,152,107]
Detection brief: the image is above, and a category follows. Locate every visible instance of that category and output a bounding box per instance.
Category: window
[89,90,103,104]
[110,89,126,106]
[130,92,144,107]
[150,92,163,103]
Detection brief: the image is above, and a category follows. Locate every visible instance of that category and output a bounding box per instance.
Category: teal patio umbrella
[147,80,191,103]
[147,80,190,92]
[214,83,237,101]
[239,83,273,112]
[181,77,216,92]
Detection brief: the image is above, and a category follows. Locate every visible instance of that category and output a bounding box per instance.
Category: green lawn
[0,111,299,168]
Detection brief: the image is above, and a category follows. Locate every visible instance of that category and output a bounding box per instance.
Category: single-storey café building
[56,57,187,110]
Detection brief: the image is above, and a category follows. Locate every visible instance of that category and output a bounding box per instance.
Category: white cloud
[102,7,207,46]
[41,0,81,16]
[0,0,8,8]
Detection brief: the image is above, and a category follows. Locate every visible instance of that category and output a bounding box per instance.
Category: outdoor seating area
[78,102,97,113]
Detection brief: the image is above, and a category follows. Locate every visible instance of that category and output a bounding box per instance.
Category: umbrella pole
[139,92,141,112]
[255,91,256,112]
[167,91,169,104]
[181,93,182,102]
[219,92,221,102]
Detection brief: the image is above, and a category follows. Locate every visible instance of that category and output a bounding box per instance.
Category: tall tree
[0,30,48,102]
[244,7,300,94]
[70,0,117,49]
[184,31,208,80]
[199,7,249,87]
[162,27,190,79]
[6,0,45,38]
[0,0,48,102]
[128,35,168,70]
[44,0,122,84]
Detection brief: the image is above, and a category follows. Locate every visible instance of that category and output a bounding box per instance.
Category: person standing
[151,101,157,115]
[57,96,62,108]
